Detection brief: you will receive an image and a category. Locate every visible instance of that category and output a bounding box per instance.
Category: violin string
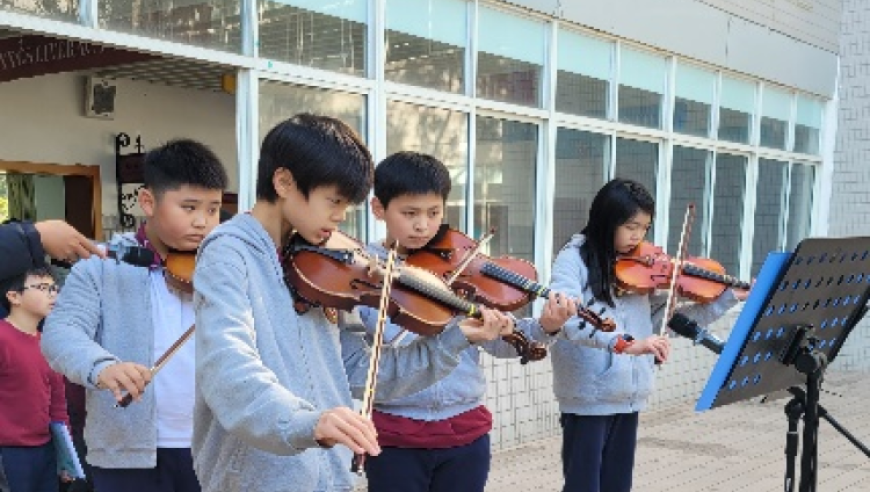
[397,273,478,316]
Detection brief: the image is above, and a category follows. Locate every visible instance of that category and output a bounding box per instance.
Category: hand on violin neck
[313,407,381,457]
[539,292,578,333]
[733,279,755,301]
[458,307,513,343]
[96,362,152,403]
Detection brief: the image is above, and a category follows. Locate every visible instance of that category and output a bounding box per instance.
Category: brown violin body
[164,251,196,293]
[407,225,540,312]
[283,231,457,337]
[614,241,751,303]
[282,231,547,363]
[409,226,616,334]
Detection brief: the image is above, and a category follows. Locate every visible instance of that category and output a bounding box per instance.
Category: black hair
[143,139,229,198]
[374,152,452,208]
[256,113,373,204]
[580,178,655,307]
[1,267,55,312]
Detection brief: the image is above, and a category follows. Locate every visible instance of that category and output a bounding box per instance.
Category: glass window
[618,48,666,128]
[259,81,367,239]
[2,0,78,22]
[552,128,609,254]
[669,147,710,256]
[709,154,747,275]
[386,101,468,230]
[718,76,755,144]
[674,64,715,137]
[259,0,367,76]
[100,0,241,51]
[555,30,612,119]
[474,115,537,316]
[477,6,545,107]
[751,159,788,276]
[786,163,815,250]
[795,96,822,155]
[760,87,791,150]
[385,0,466,93]
[474,115,537,265]
[614,137,658,238]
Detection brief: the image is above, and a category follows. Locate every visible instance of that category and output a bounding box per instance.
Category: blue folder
[50,421,85,479]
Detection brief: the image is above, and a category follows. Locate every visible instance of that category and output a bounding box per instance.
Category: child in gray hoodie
[191,114,513,492]
[360,151,578,492]
[42,139,229,492]
[548,178,750,492]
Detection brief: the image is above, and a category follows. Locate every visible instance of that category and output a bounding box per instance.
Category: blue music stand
[695,237,870,492]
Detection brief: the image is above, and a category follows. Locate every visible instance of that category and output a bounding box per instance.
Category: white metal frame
[0,0,832,284]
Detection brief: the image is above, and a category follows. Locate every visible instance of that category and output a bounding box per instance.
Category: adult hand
[34,220,105,262]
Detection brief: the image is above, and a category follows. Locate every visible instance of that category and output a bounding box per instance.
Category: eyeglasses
[21,283,61,295]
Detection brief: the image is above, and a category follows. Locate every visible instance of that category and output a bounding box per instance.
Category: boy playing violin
[359,151,577,492]
[41,139,229,492]
[191,115,512,492]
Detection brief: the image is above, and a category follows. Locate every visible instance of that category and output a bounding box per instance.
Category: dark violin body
[614,241,751,303]
[282,231,547,364]
[407,225,540,312]
[409,225,616,334]
[283,231,456,337]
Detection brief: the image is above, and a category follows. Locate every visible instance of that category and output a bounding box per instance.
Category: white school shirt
[149,269,196,448]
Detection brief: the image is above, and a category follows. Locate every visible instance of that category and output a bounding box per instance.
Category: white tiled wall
[827,0,870,374]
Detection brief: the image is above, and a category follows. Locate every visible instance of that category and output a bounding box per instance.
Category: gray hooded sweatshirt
[548,234,738,415]
[41,232,164,469]
[191,214,474,492]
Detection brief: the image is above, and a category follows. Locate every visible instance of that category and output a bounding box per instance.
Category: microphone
[50,244,156,269]
[668,313,725,355]
[102,244,156,267]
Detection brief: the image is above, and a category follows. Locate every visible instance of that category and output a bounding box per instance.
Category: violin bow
[444,229,495,285]
[659,203,696,336]
[116,324,196,408]
[351,240,399,474]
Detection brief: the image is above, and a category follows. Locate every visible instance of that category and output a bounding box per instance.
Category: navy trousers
[90,448,199,492]
[560,412,639,492]
[0,442,58,492]
[364,434,491,492]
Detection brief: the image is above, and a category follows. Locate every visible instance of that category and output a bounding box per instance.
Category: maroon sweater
[0,319,68,446]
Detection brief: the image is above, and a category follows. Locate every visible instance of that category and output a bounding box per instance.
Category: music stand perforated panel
[697,237,870,411]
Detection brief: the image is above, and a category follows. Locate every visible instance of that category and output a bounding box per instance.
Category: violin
[116,249,197,408]
[406,225,616,333]
[282,230,547,364]
[614,241,751,303]
[164,250,196,294]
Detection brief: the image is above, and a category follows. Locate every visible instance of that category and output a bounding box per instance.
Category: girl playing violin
[549,178,750,492]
